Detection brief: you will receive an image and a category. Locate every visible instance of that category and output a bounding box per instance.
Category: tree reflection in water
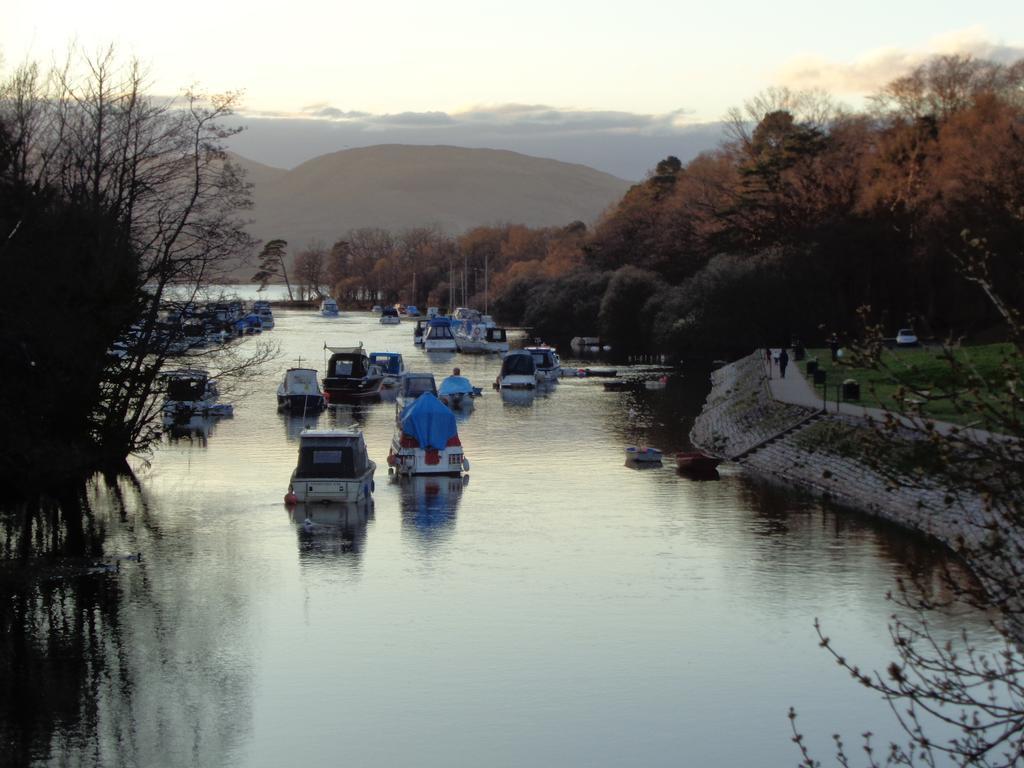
[0,476,254,767]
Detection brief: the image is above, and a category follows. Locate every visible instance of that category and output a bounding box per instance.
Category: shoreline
[690,351,1019,612]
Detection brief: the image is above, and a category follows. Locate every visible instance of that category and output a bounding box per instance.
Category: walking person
[778,348,789,379]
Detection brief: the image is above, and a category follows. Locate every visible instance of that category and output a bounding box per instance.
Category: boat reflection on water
[163,414,219,445]
[394,474,467,543]
[325,402,371,428]
[287,499,374,561]
[280,410,324,441]
[499,381,555,408]
[676,465,721,481]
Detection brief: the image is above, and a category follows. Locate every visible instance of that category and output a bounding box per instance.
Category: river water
[0,310,1001,767]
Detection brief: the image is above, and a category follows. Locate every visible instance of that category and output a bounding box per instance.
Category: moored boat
[320,297,340,317]
[162,368,222,419]
[496,350,537,389]
[675,451,721,472]
[276,368,326,413]
[525,345,561,382]
[369,352,406,387]
[387,392,468,476]
[456,325,509,354]
[287,428,376,503]
[379,306,401,325]
[625,446,663,463]
[438,372,478,409]
[396,372,438,411]
[423,316,457,351]
[322,344,384,402]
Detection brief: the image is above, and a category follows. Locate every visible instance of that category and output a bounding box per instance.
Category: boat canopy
[399,392,458,450]
[294,430,370,479]
[369,352,404,375]
[400,373,437,399]
[381,306,399,317]
[327,348,369,377]
[438,375,472,396]
[486,328,507,342]
[501,351,536,377]
[428,316,452,327]
[284,368,320,391]
[164,369,210,400]
[526,347,557,367]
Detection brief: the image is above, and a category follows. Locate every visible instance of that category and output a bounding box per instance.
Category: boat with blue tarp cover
[438,374,479,409]
[388,392,468,475]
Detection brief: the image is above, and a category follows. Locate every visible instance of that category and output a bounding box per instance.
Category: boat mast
[484,250,489,315]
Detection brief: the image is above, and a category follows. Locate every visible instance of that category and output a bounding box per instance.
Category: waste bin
[805,359,818,375]
[842,379,860,400]
[813,369,826,385]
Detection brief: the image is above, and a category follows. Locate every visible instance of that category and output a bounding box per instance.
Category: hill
[231,145,632,254]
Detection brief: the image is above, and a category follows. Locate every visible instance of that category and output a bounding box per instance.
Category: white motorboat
[388,393,468,476]
[525,345,561,382]
[320,297,340,317]
[287,428,376,503]
[496,351,537,390]
[423,317,457,351]
[257,305,275,329]
[456,325,509,354]
[276,367,326,413]
[380,306,401,325]
[395,372,438,411]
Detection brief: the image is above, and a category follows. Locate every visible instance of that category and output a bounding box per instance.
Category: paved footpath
[761,349,1002,443]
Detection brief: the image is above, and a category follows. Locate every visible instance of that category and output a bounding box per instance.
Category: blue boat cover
[428,316,452,327]
[438,375,472,397]
[399,392,458,449]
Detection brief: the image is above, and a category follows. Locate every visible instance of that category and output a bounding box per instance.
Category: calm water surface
[1,310,1001,767]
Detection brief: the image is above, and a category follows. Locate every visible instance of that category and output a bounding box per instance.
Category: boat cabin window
[404,377,437,397]
[503,355,535,376]
[168,378,206,400]
[295,446,360,478]
[335,360,353,376]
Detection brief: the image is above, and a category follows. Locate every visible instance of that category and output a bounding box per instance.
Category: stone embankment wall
[691,352,1012,572]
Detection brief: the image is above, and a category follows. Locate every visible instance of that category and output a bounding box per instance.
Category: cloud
[245,102,695,136]
[776,26,1024,95]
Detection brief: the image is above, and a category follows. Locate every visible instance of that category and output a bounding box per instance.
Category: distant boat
[396,372,438,411]
[625,446,663,464]
[675,452,721,472]
[320,297,340,317]
[380,306,401,325]
[456,325,509,355]
[162,368,221,420]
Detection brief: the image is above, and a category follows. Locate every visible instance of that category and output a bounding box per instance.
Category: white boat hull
[388,441,466,475]
[290,464,376,502]
[424,339,457,352]
[380,317,401,325]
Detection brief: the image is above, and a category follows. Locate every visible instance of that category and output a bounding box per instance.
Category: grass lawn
[802,343,1020,426]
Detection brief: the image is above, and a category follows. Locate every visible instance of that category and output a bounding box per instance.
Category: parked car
[895,328,919,347]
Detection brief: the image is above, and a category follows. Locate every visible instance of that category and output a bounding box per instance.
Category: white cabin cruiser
[379,306,401,325]
[496,351,537,390]
[276,368,326,413]
[396,372,438,411]
[320,297,340,317]
[287,428,376,503]
[388,393,468,476]
[525,346,561,382]
[369,352,406,388]
[456,325,509,354]
[423,317,457,351]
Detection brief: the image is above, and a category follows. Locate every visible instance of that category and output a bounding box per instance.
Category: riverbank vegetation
[311,55,1023,361]
[0,50,263,492]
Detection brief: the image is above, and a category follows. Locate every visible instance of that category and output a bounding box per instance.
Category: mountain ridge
[230,144,632,255]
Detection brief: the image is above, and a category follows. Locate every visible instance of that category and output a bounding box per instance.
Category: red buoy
[284,490,298,506]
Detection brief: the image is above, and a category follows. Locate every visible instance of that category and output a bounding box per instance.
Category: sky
[3,0,1022,178]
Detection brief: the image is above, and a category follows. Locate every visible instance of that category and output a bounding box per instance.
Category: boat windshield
[167,377,207,400]
[503,354,535,376]
[403,376,437,397]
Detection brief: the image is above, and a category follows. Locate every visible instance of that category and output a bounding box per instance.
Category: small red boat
[675,451,721,471]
